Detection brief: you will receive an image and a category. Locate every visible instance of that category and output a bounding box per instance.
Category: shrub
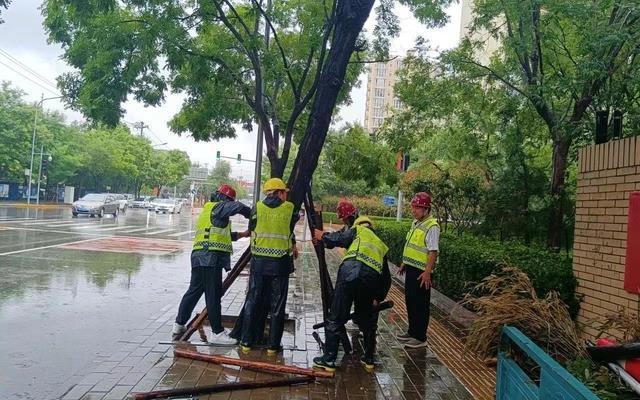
[374,220,579,317]
[320,195,409,217]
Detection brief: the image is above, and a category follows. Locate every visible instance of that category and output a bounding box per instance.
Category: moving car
[152,198,183,214]
[132,196,154,208]
[72,193,119,217]
[114,194,129,213]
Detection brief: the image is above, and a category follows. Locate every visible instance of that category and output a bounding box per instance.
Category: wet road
[0,205,249,400]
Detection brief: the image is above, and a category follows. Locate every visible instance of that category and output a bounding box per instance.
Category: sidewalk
[59,243,489,400]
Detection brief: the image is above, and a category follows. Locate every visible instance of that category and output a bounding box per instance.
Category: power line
[0,48,59,91]
[0,59,60,96]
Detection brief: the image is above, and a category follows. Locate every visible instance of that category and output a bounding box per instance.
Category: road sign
[382,195,396,206]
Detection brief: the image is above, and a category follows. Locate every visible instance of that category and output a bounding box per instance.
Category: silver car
[152,198,183,214]
[72,193,119,218]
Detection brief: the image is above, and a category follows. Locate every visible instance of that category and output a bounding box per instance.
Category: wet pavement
[50,238,477,400]
[0,205,486,399]
[0,205,249,400]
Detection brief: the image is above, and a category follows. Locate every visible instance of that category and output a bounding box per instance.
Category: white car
[114,194,129,212]
[152,198,183,214]
[132,196,154,208]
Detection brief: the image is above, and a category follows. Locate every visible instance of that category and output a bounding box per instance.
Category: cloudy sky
[0,0,462,180]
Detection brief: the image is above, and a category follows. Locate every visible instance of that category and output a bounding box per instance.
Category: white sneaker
[404,338,428,348]
[210,329,237,346]
[172,322,186,336]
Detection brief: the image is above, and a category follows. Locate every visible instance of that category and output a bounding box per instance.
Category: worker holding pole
[396,192,439,349]
[311,211,391,372]
[172,184,251,344]
[239,178,299,355]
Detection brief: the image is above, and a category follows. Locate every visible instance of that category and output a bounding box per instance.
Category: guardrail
[496,326,598,400]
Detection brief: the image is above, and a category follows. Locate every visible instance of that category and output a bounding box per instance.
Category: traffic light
[41,157,49,177]
[237,154,241,164]
[216,150,221,160]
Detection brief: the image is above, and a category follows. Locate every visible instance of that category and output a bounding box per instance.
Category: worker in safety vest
[396,192,439,348]
[312,216,391,372]
[172,184,251,344]
[238,178,298,354]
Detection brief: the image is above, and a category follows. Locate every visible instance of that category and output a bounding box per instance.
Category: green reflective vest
[251,200,294,258]
[343,224,389,273]
[192,201,232,252]
[402,217,438,270]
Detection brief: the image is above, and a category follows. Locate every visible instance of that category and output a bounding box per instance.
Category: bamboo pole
[131,376,314,400]
[174,349,334,378]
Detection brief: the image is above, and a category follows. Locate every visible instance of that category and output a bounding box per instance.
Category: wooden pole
[174,349,335,378]
[131,376,314,400]
[178,247,252,341]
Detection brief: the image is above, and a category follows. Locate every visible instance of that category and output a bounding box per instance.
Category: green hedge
[374,220,579,317]
[322,212,410,225]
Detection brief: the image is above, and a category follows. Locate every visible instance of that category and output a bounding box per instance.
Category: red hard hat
[411,192,432,209]
[217,184,236,200]
[336,199,357,220]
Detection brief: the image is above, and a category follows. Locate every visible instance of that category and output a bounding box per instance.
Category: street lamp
[27,94,63,205]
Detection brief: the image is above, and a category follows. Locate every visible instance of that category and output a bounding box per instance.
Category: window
[394,99,402,109]
[376,67,386,77]
[373,107,384,117]
[376,78,385,87]
[374,88,386,98]
[374,98,384,107]
[373,118,384,127]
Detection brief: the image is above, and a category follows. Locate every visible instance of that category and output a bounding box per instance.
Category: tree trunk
[286,0,375,208]
[547,136,571,250]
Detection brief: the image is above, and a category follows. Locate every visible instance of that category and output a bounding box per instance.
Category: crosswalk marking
[20,219,70,226]
[0,217,36,222]
[167,229,194,238]
[118,227,152,233]
[74,224,119,230]
[92,225,137,232]
[144,228,176,236]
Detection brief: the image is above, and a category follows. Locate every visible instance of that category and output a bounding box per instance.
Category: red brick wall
[574,137,640,339]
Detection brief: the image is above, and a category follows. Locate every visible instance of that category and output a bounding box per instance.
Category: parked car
[114,194,129,213]
[152,198,183,214]
[72,193,119,217]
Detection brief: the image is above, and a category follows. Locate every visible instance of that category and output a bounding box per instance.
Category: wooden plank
[174,349,335,378]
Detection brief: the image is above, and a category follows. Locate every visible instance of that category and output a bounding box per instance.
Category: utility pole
[36,144,44,205]
[27,94,43,205]
[133,121,149,137]
[252,0,272,206]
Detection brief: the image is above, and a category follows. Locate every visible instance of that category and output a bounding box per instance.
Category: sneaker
[239,343,251,354]
[210,329,237,346]
[312,356,336,372]
[360,356,375,372]
[266,345,283,356]
[404,338,428,349]
[396,332,412,342]
[172,323,186,339]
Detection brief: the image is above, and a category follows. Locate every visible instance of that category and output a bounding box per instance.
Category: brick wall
[574,137,640,338]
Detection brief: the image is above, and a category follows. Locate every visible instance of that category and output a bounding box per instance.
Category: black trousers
[404,265,431,342]
[324,265,379,362]
[240,270,289,348]
[176,266,224,334]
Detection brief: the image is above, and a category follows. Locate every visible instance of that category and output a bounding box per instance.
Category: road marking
[0,217,36,221]
[167,229,194,237]
[144,228,176,236]
[20,219,70,225]
[74,223,120,230]
[118,227,152,233]
[0,237,105,256]
[90,225,136,232]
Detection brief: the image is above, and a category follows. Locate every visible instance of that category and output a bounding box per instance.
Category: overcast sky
[0,1,462,180]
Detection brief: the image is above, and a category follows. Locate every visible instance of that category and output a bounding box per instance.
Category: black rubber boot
[313,355,336,372]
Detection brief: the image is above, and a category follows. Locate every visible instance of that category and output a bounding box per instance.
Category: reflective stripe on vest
[343,225,389,273]
[251,200,294,258]
[192,201,233,252]
[401,217,438,270]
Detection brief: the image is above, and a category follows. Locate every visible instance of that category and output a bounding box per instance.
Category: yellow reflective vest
[402,217,438,270]
[192,201,233,252]
[251,200,294,258]
[343,225,389,274]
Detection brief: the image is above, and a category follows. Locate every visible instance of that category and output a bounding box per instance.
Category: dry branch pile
[463,266,585,363]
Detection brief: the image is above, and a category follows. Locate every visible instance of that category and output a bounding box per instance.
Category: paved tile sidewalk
[59,242,481,400]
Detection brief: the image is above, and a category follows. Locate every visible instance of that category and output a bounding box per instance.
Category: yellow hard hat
[262,178,289,194]
[353,216,374,228]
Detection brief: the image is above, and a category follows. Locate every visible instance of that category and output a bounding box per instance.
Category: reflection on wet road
[0,205,248,400]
